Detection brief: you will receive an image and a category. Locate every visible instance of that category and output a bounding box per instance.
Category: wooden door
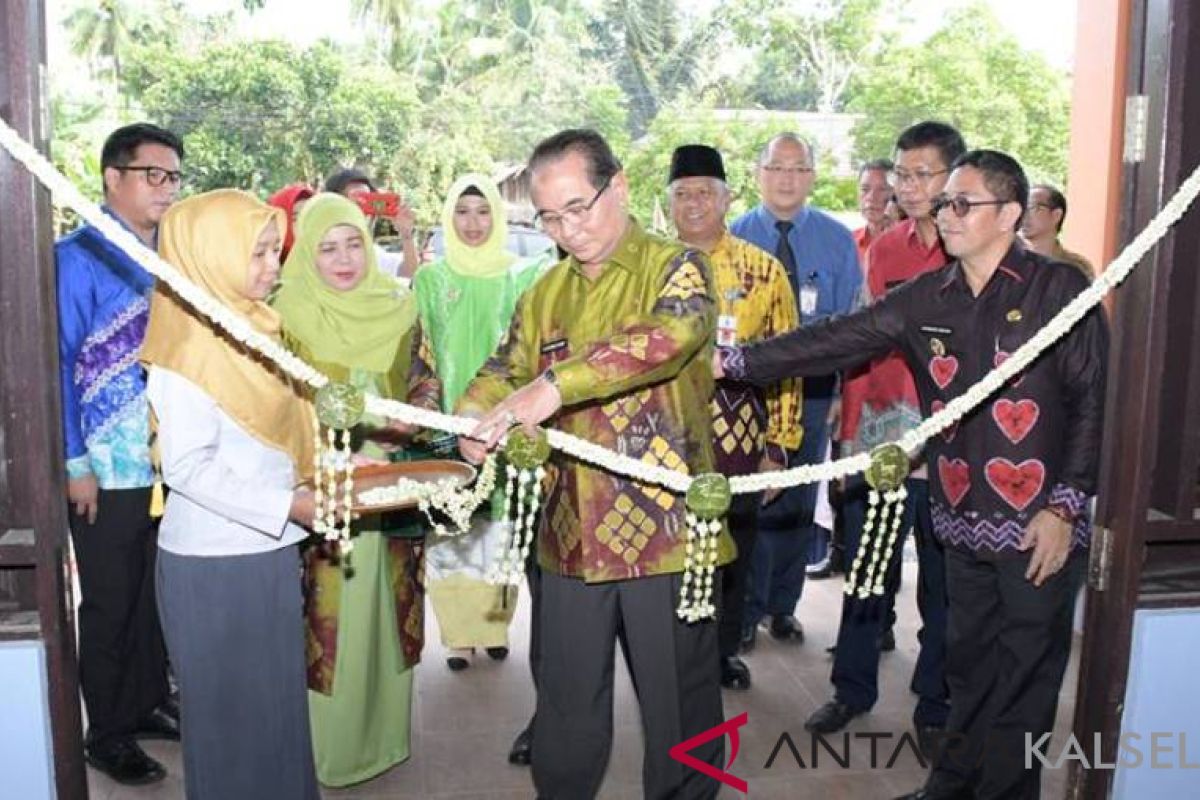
[1068,0,1200,797]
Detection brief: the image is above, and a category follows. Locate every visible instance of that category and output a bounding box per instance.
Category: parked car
[380,225,557,264]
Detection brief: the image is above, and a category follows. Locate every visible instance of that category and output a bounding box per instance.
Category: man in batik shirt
[666,144,801,691]
[719,150,1107,800]
[458,129,733,800]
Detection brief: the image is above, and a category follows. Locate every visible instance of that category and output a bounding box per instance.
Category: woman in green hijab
[414,174,551,672]
[273,193,440,787]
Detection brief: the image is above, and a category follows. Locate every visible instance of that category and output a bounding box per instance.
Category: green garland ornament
[848,444,911,598]
[678,473,730,622]
[491,428,550,586]
[314,382,366,430]
[504,427,551,470]
[864,442,909,492]
[686,473,732,520]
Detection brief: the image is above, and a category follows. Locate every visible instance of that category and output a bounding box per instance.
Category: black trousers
[69,486,169,745]
[718,492,759,658]
[927,546,1082,800]
[533,571,724,800]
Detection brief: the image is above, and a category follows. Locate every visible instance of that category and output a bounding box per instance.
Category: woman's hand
[290,488,316,528]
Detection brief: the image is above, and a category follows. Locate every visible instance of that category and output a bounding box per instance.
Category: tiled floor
[90,553,1079,799]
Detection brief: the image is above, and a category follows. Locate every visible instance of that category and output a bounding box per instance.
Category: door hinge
[1123,95,1148,163]
[1089,525,1114,591]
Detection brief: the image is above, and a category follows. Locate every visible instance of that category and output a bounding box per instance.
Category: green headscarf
[273,193,417,373]
[441,173,516,278]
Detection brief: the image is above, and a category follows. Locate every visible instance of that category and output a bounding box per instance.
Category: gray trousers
[532,571,724,800]
[157,546,319,800]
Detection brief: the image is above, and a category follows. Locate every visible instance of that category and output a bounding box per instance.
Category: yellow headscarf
[141,189,315,480]
[273,193,417,373]
[441,173,516,278]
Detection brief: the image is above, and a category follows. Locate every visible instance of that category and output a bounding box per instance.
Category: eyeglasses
[534,176,612,232]
[887,168,947,188]
[931,194,1010,218]
[1026,202,1055,213]
[114,165,184,187]
[760,164,813,177]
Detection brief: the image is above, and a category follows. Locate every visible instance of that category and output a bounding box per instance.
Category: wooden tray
[347,460,477,513]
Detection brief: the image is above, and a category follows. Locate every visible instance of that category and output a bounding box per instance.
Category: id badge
[799,282,819,317]
[717,314,739,347]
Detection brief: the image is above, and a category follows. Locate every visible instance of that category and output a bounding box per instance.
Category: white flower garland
[3,117,1198,495]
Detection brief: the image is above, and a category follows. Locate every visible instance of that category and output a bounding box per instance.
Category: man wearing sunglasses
[457,128,730,799]
[717,149,1107,800]
[56,122,184,785]
[809,122,964,749]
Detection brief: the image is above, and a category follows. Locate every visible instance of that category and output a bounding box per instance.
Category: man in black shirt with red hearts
[718,150,1108,800]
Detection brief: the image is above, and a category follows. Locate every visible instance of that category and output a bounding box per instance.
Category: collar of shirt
[100,204,159,249]
[902,218,943,259]
[939,239,1032,296]
[566,217,645,278]
[753,203,810,239]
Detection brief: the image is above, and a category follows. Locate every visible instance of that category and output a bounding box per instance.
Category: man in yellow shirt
[459,129,733,799]
[667,144,802,691]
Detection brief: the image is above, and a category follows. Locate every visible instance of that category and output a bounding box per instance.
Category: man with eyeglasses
[456,128,732,799]
[729,132,862,650]
[1020,184,1094,279]
[666,144,802,692]
[716,149,1108,800]
[55,123,184,785]
[806,122,964,748]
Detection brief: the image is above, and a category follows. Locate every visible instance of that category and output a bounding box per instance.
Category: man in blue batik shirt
[730,132,861,649]
[57,123,184,786]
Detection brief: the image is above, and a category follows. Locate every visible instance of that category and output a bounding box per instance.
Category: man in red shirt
[807,122,966,749]
[853,158,895,267]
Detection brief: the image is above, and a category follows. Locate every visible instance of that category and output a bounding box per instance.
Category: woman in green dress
[415,174,550,671]
[273,193,439,786]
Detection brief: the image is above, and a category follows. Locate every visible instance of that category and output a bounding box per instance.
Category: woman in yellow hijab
[142,189,319,800]
[273,193,440,787]
[413,174,552,683]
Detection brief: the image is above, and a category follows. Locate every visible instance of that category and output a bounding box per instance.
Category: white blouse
[146,366,308,557]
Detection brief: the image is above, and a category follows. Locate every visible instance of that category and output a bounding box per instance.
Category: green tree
[122,40,420,195]
[65,0,137,81]
[850,3,1071,183]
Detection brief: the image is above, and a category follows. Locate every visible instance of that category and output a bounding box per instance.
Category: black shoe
[508,726,532,766]
[804,700,863,733]
[806,560,834,579]
[486,646,509,661]
[768,614,805,643]
[879,628,896,652]
[85,738,166,786]
[134,705,180,741]
[447,656,470,671]
[739,626,757,653]
[915,723,946,759]
[719,656,752,690]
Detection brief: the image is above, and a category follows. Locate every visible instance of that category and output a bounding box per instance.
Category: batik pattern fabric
[294,330,438,693]
[707,232,801,475]
[56,213,156,488]
[459,221,736,582]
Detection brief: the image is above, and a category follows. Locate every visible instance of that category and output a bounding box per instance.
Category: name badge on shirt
[799,282,819,317]
[717,314,739,347]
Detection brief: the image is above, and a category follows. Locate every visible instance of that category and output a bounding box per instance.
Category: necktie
[775,219,798,294]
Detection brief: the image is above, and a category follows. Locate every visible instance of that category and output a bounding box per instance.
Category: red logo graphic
[992,399,1040,444]
[929,355,959,390]
[937,456,971,507]
[985,457,1045,511]
[669,712,749,794]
